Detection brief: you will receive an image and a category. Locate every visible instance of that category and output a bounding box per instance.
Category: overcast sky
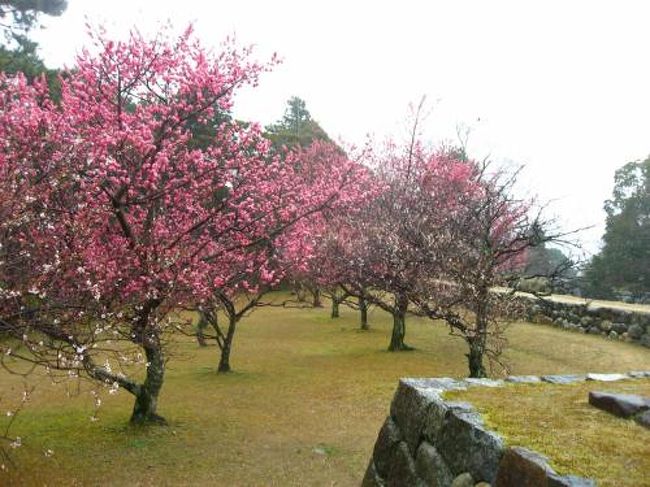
[32,1,650,256]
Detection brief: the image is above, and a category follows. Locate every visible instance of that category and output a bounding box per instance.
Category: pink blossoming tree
[0,27,368,423]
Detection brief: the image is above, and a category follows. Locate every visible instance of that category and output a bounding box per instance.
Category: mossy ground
[446,380,650,487]
[1,295,648,485]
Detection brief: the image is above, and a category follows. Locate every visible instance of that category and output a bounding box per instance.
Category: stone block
[640,334,650,348]
[541,375,584,385]
[362,460,386,487]
[373,416,402,478]
[415,441,454,487]
[494,447,553,486]
[634,410,650,429]
[437,409,504,482]
[628,324,645,339]
[422,399,473,446]
[585,373,628,382]
[628,370,650,378]
[588,391,650,418]
[547,474,596,486]
[505,375,541,384]
[390,381,433,454]
[385,441,420,487]
[451,472,474,487]
[464,378,504,388]
[598,320,612,332]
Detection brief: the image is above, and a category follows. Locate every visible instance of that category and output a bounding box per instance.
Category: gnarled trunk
[130,342,166,424]
[217,315,237,373]
[388,293,411,351]
[466,286,489,378]
[196,311,209,347]
[359,295,369,330]
[312,288,323,308]
[466,337,487,378]
[331,298,340,318]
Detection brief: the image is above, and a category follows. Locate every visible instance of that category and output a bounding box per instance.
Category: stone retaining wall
[362,372,650,487]
[520,296,650,348]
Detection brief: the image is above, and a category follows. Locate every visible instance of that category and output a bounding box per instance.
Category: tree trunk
[196,311,209,347]
[359,295,369,330]
[130,342,166,424]
[466,338,487,378]
[312,287,323,308]
[388,293,411,351]
[331,298,340,318]
[467,286,489,378]
[217,315,237,373]
[296,286,306,302]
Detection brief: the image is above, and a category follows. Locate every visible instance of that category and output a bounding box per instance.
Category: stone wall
[520,295,650,348]
[362,372,650,487]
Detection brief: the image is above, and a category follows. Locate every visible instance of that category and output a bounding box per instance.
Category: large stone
[373,417,402,478]
[611,322,628,334]
[464,378,504,388]
[585,373,628,382]
[494,447,553,486]
[362,461,386,487]
[451,472,474,487]
[634,409,650,429]
[494,447,595,487]
[505,375,541,384]
[598,319,612,332]
[588,391,650,418]
[437,409,505,482]
[415,441,454,487]
[390,381,433,454]
[541,374,584,385]
[640,334,650,348]
[385,441,420,487]
[628,324,645,339]
[628,370,650,378]
[422,399,473,445]
[547,474,596,487]
[403,377,466,392]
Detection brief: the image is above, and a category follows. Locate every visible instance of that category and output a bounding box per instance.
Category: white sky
[32,0,650,256]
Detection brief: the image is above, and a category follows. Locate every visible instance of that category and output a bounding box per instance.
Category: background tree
[265,96,332,150]
[195,143,373,373]
[0,1,67,98]
[1,0,67,44]
[584,156,650,301]
[408,162,547,377]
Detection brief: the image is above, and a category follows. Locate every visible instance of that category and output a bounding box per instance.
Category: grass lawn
[446,379,650,487]
[1,295,649,486]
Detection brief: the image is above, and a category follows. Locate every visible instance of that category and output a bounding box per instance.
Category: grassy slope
[1,297,649,486]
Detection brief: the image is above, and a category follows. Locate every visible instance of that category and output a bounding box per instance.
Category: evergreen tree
[584,156,650,301]
[265,96,332,150]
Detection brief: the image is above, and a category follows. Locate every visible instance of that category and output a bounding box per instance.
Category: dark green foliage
[1,0,67,46]
[0,38,61,92]
[584,156,650,301]
[0,1,67,99]
[265,96,332,150]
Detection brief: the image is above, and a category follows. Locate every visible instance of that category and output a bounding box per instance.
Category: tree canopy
[584,156,650,301]
[265,96,332,150]
[0,0,67,42]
